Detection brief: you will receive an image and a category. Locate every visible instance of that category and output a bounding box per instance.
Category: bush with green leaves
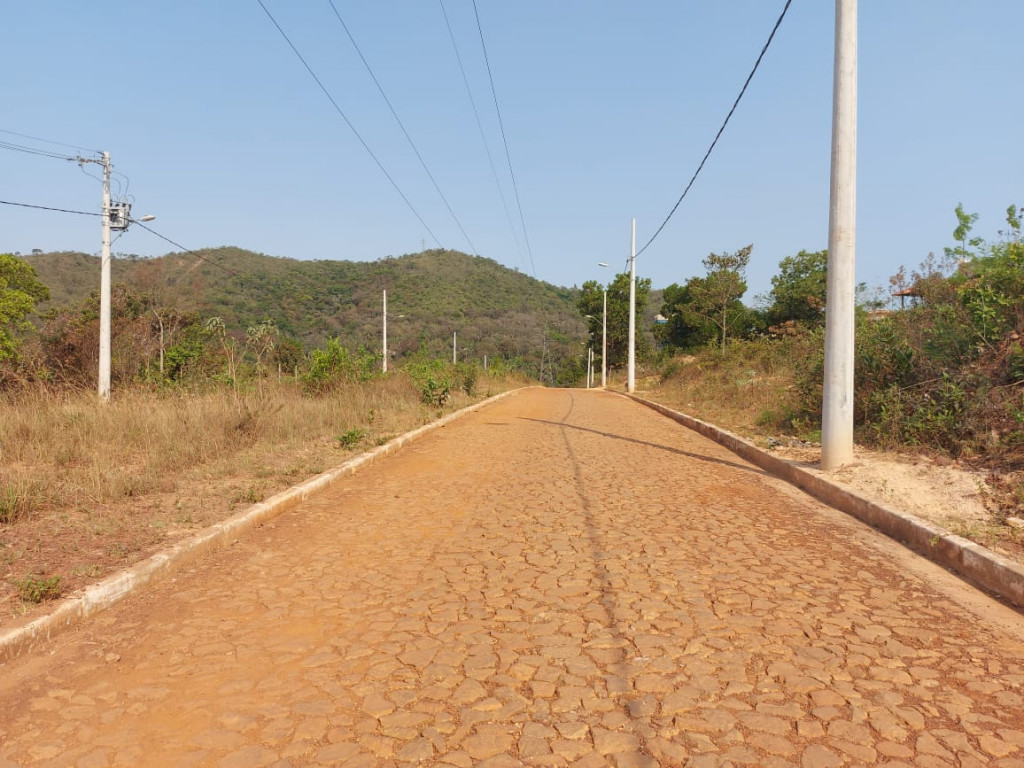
[0,253,49,364]
[456,362,478,396]
[334,427,367,449]
[404,359,453,407]
[303,338,380,393]
[17,574,62,603]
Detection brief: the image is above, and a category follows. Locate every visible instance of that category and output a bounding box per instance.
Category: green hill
[24,247,588,379]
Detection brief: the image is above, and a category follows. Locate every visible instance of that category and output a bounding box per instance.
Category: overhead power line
[0,140,79,163]
[327,0,478,256]
[129,219,238,276]
[471,0,536,276]
[0,198,236,276]
[438,0,525,271]
[635,0,793,259]
[255,0,443,249]
[0,127,101,155]
[0,198,99,217]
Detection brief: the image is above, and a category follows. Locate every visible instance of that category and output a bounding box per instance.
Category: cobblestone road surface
[2,388,1023,767]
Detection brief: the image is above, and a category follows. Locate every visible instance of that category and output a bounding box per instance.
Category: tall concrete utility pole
[98,151,112,403]
[453,331,457,364]
[821,0,858,470]
[601,288,607,389]
[627,218,636,394]
[382,289,388,373]
[596,261,610,389]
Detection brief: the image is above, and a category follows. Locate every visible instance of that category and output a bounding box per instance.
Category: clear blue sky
[2,1,1021,303]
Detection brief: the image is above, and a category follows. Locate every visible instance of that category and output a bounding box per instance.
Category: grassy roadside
[0,373,521,623]
[641,337,816,440]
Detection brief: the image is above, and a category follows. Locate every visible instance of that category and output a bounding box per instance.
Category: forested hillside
[24,247,587,381]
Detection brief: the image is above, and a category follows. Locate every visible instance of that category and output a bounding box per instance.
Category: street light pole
[98,151,112,402]
[822,0,857,470]
[627,217,636,394]
[597,261,609,389]
[79,150,151,402]
[601,288,607,388]
[382,289,388,373]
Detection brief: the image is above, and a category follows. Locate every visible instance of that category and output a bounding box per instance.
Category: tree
[945,203,982,265]
[687,245,753,350]
[0,253,49,363]
[272,336,305,377]
[956,205,1024,342]
[656,279,716,351]
[204,317,242,385]
[38,285,158,387]
[134,258,191,378]
[576,272,651,371]
[766,249,828,328]
[246,320,280,376]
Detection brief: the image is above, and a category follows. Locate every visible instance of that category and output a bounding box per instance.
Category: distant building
[893,286,923,309]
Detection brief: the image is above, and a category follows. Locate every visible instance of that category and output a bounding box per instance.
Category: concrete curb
[625,393,1024,610]
[0,388,522,663]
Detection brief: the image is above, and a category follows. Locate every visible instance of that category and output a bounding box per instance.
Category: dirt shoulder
[769,443,1022,555]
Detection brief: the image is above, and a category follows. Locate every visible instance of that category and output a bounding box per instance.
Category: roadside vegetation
[21,247,588,386]
[0,370,522,616]
[0,254,525,617]
[625,204,1024,525]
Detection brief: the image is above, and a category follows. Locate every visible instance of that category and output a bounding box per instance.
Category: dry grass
[0,373,518,622]
[645,341,809,439]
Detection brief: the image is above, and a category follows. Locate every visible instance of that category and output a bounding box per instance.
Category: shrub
[17,574,62,603]
[335,427,367,449]
[457,363,478,396]
[304,339,380,393]
[404,359,453,407]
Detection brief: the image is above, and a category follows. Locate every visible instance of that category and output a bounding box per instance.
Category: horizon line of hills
[21,246,662,373]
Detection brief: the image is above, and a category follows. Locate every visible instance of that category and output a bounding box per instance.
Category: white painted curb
[0,388,523,663]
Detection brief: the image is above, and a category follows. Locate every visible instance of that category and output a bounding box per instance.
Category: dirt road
[1,388,1023,767]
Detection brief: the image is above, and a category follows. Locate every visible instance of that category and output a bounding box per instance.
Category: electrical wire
[112,170,133,203]
[129,219,238,276]
[471,0,536,276]
[0,128,101,155]
[635,0,793,259]
[0,140,79,163]
[255,0,443,249]
[0,199,99,217]
[79,163,105,186]
[327,0,478,256]
[1,199,236,277]
[438,0,525,270]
